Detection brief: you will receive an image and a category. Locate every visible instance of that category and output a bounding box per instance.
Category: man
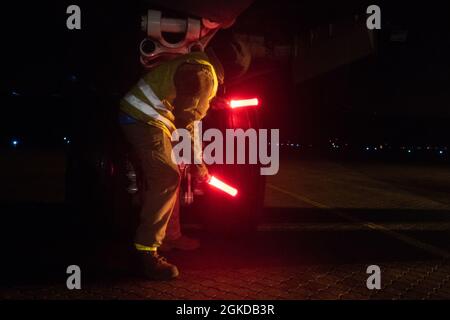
[119,48,224,280]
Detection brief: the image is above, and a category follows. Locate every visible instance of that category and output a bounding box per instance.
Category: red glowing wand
[207,176,238,197]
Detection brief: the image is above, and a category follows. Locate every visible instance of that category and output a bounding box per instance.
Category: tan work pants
[121,122,180,247]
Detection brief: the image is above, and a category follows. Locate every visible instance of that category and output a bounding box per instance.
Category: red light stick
[208,176,238,197]
[229,98,259,109]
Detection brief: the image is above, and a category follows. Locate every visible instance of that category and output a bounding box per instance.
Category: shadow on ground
[2,203,448,288]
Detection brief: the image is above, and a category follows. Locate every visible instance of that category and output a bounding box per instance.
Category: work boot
[137,251,179,280]
[159,235,200,252]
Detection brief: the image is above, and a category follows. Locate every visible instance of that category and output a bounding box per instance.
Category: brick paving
[2,259,449,300]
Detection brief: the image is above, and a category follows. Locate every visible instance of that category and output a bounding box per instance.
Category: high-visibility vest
[120,52,218,137]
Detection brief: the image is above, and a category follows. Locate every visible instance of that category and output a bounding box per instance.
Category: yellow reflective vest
[120,52,218,137]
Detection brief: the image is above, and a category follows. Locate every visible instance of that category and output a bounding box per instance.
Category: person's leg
[123,123,180,247]
[164,189,182,241]
[160,192,200,251]
[121,122,179,279]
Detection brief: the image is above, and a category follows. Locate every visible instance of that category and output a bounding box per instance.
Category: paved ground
[1,153,450,299]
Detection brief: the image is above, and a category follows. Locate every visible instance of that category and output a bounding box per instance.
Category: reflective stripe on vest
[134,243,157,252]
[123,93,176,133]
[137,79,170,113]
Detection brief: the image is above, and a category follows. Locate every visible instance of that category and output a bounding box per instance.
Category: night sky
[2,0,450,146]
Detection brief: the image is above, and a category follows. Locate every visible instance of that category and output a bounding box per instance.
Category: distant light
[11,139,19,147]
[439,150,444,155]
[408,149,412,153]
[366,147,370,151]
[63,137,67,141]
[68,75,78,82]
[11,91,20,97]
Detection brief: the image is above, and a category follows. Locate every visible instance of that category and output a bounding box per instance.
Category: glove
[210,96,229,110]
[195,164,210,184]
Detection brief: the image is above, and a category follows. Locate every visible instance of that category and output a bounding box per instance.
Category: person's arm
[173,62,215,179]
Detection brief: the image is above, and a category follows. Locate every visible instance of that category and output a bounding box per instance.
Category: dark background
[1,0,449,156]
[1,0,450,293]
